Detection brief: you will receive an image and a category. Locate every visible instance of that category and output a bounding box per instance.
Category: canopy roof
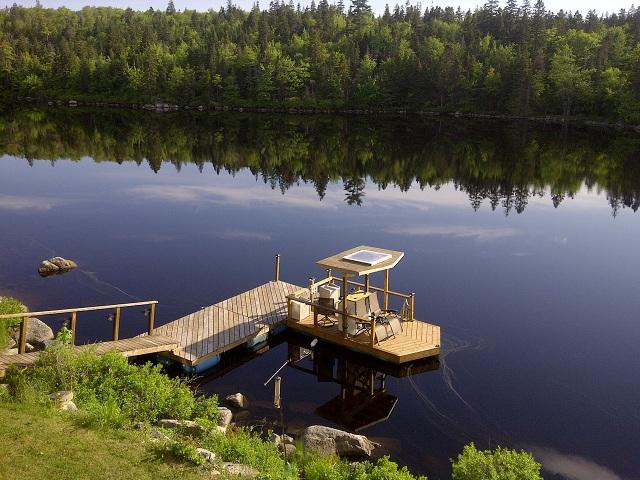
[316,245,404,276]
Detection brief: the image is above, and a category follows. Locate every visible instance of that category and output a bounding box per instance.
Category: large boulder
[11,317,54,349]
[221,463,259,478]
[217,407,233,430]
[38,257,78,277]
[224,393,248,409]
[300,425,379,457]
[158,419,203,437]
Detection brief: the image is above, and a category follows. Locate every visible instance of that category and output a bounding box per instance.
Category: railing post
[112,307,121,341]
[326,268,332,278]
[409,293,415,321]
[308,277,315,303]
[148,303,156,335]
[70,311,77,345]
[274,254,281,282]
[18,315,29,354]
[370,317,375,348]
[342,274,348,338]
[383,269,389,310]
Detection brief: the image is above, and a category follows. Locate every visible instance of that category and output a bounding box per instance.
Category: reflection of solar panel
[342,250,392,266]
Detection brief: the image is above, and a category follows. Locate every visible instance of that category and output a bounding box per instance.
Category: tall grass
[0,296,24,349]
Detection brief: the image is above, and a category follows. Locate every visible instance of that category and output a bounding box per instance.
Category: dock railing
[0,300,158,354]
[286,275,415,349]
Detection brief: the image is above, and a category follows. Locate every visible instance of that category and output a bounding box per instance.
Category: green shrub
[201,428,295,480]
[302,454,350,480]
[168,440,205,465]
[451,443,543,480]
[0,297,25,349]
[4,345,218,427]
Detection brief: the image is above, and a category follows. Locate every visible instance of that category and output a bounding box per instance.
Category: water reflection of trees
[1,108,640,215]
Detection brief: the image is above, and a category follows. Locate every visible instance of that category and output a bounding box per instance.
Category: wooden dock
[0,335,178,378]
[154,280,300,370]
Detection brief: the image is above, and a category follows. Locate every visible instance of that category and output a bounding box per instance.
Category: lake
[0,108,638,480]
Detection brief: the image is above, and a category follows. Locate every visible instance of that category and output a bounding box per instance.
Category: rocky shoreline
[11,96,640,134]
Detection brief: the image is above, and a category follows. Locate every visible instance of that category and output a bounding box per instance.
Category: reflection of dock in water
[286,331,439,432]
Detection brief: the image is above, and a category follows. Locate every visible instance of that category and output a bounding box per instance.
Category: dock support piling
[364,274,370,292]
[274,254,281,282]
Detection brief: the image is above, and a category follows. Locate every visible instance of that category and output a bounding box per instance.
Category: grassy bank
[0,403,208,480]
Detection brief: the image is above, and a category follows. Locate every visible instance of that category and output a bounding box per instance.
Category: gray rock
[42,339,58,350]
[49,390,74,402]
[300,425,379,457]
[150,429,171,442]
[224,393,248,409]
[280,443,296,457]
[134,421,145,430]
[222,462,259,478]
[196,448,216,463]
[217,407,233,430]
[158,419,203,436]
[11,318,54,349]
[38,257,77,277]
[60,400,78,412]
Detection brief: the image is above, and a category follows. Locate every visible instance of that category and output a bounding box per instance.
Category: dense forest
[1,0,640,120]
[2,108,639,214]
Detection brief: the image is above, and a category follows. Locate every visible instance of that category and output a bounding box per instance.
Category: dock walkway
[153,280,300,370]
[0,334,178,378]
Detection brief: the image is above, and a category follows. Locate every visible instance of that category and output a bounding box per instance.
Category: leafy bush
[168,440,205,466]
[4,345,218,427]
[201,428,296,480]
[0,297,25,349]
[301,454,350,480]
[300,454,427,480]
[451,443,543,480]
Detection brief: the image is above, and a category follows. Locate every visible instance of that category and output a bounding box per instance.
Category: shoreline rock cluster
[13,96,640,133]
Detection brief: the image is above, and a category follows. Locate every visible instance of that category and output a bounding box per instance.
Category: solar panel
[342,249,392,266]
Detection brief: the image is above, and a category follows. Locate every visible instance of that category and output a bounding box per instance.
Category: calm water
[1,108,639,480]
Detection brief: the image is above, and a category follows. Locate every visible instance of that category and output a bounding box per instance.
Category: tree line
[1,0,640,120]
[2,107,639,215]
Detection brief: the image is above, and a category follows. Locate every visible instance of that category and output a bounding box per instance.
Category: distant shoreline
[7,96,640,134]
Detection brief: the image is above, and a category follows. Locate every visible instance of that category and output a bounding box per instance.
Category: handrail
[0,300,158,354]
[0,300,158,319]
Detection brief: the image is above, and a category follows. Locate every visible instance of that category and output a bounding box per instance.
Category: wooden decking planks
[153,280,300,367]
[287,314,440,364]
[0,334,178,378]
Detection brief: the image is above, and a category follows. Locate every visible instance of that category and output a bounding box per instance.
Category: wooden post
[364,274,370,292]
[409,293,415,322]
[287,298,292,321]
[313,305,318,328]
[18,316,29,354]
[308,277,315,303]
[326,268,332,278]
[70,311,77,345]
[342,274,348,338]
[274,254,281,282]
[148,303,156,335]
[383,269,389,310]
[112,307,121,341]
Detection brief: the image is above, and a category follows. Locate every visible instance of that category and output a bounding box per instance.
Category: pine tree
[166,0,176,14]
